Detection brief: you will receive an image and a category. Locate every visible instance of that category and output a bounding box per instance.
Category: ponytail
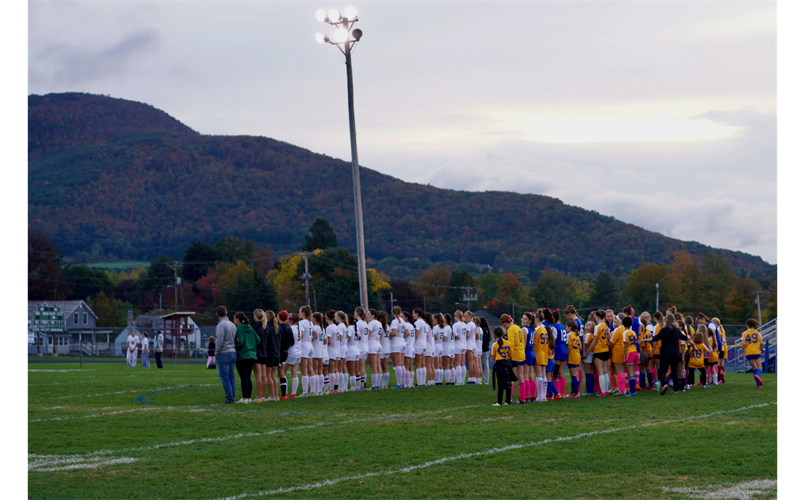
[266,310,279,333]
[253,309,268,329]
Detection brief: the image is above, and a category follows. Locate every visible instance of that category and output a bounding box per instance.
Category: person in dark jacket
[234,311,260,403]
[207,336,217,369]
[640,314,688,395]
[277,310,295,398]
[491,327,517,405]
[265,310,282,401]
[479,317,492,385]
[252,310,270,402]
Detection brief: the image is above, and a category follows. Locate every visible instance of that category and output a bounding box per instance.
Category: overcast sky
[28,1,777,264]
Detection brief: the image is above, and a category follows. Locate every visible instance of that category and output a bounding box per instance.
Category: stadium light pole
[315,7,369,308]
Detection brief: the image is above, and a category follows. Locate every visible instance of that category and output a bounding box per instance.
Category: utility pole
[423,297,427,312]
[389,292,396,314]
[301,253,312,306]
[167,262,183,313]
[756,290,762,326]
[655,283,659,313]
[314,290,318,313]
[462,287,478,311]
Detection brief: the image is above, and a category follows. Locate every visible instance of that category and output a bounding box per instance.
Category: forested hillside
[28,93,772,275]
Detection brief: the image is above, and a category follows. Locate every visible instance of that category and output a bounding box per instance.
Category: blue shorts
[525,350,536,366]
[567,364,579,369]
[746,354,761,360]
[554,348,568,362]
[547,359,555,373]
[511,360,524,366]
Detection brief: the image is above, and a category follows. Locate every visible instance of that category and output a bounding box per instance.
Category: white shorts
[415,347,426,356]
[404,344,415,359]
[340,345,347,359]
[444,344,455,358]
[347,346,360,362]
[390,341,405,354]
[475,348,482,357]
[285,353,301,366]
[359,349,368,360]
[328,346,339,360]
[368,341,382,355]
[382,349,390,358]
[456,348,466,355]
[434,343,443,357]
[301,343,314,359]
[426,346,436,358]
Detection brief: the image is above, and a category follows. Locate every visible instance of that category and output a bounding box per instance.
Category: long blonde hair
[253,309,268,329]
[266,310,279,333]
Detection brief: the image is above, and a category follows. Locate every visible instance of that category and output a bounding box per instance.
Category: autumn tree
[216,261,277,313]
[214,236,256,263]
[61,265,113,301]
[297,247,379,311]
[444,270,476,307]
[588,271,619,309]
[28,229,70,300]
[91,290,127,327]
[724,276,761,321]
[625,263,668,313]
[415,265,452,310]
[182,241,221,282]
[529,270,581,310]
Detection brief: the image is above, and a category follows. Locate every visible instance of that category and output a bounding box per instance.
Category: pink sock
[616,373,626,394]
[558,376,566,395]
[594,378,600,393]
[650,368,657,382]
[530,379,537,399]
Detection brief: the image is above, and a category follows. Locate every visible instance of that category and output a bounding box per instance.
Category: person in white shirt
[297,305,315,397]
[424,312,436,385]
[464,312,477,384]
[283,313,302,398]
[402,311,416,388]
[342,311,360,391]
[325,310,341,393]
[141,332,151,369]
[432,314,443,385]
[311,312,326,396]
[389,306,406,389]
[354,307,369,390]
[366,309,384,390]
[441,313,455,385]
[378,311,391,389]
[336,311,349,393]
[453,311,467,385]
[413,308,428,387]
[126,330,140,368]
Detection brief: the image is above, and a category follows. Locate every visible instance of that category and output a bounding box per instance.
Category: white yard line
[664,479,777,499]
[29,407,161,423]
[28,369,94,373]
[214,402,776,500]
[29,455,137,472]
[33,383,217,400]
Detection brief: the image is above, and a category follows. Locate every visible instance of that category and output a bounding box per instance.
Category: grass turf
[28,365,776,499]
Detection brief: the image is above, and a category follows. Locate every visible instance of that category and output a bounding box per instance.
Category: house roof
[474,310,503,328]
[159,312,197,319]
[28,300,98,320]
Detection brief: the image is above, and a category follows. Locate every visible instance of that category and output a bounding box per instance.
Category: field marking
[663,479,777,499]
[30,384,218,402]
[29,454,137,472]
[29,407,161,423]
[28,369,94,373]
[214,402,776,500]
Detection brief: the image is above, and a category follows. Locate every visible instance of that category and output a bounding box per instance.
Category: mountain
[28,93,773,275]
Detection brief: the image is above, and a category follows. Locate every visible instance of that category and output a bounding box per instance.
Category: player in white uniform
[464,312,477,384]
[283,312,302,398]
[413,308,428,386]
[432,314,443,385]
[311,312,326,396]
[126,330,139,368]
[403,311,415,388]
[325,310,341,393]
[378,311,391,389]
[453,311,467,385]
[341,311,360,391]
[298,306,314,397]
[424,312,436,385]
[366,309,383,390]
[442,313,455,385]
[389,306,406,389]
[472,312,483,382]
[336,311,349,393]
[354,307,369,390]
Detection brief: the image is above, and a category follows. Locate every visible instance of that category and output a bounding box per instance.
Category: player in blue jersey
[552,309,568,397]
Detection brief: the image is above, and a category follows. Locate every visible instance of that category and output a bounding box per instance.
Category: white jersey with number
[299,319,313,344]
[289,325,302,357]
[390,318,406,350]
[414,318,427,349]
[465,321,476,351]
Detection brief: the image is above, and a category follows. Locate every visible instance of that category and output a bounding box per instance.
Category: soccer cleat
[290,394,297,398]
[597,392,608,397]
[503,402,510,406]
[754,375,763,387]
[493,403,501,407]
[660,385,669,395]
[654,381,661,391]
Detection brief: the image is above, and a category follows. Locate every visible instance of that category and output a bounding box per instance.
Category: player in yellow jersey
[686,327,711,387]
[622,316,640,396]
[534,311,552,402]
[565,320,583,397]
[713,317,727,384]
[609,314,628,395]
[491,327,515,406]
[592,310,612,396]
[742,319,765,388]
[501,314,526,402]
[638,318,652,390]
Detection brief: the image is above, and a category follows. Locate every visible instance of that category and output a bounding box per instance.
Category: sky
[27,0,777,264]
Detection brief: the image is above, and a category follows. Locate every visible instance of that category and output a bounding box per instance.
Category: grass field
[28,364,776,499]
[85,261,150,270]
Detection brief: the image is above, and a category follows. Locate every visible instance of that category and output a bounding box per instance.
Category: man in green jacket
[234,311,260,403]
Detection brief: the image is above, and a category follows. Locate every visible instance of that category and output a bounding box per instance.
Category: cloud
[29,29,161,88]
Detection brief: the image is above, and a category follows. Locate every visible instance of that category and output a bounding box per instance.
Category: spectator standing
[141,332,151,369]
[207,336,216,369]
[126,329,139,368]
[155,330,164,369]
[234,311,260,403]
[479,317,491,384]
[214,306,238,404]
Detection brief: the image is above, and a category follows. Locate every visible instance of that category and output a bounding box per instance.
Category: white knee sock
[301,376,309,394]
[383,371,390,387]
[292,377,299,395]
[349,375,356,390]
[540,377,548,400]
[436,369,442,383]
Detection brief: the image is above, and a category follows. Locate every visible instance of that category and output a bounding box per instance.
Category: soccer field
[28,364,776,499]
